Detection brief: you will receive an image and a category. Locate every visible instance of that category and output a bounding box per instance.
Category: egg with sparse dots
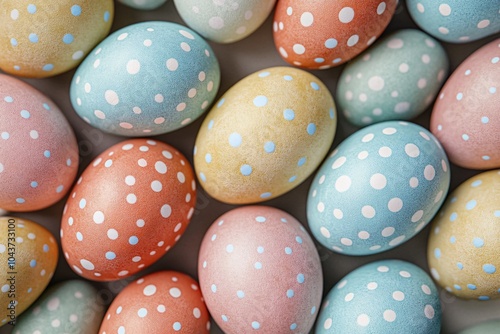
[61,139,196,281]
[118,0,167,10]
[458,319,500,334]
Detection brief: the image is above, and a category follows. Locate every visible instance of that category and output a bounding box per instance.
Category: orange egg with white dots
[61,139,196,281]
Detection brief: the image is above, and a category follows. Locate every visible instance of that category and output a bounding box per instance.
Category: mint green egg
[458,320,500,334]
[118,0,167,10]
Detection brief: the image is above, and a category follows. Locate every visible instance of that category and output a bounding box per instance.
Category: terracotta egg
[431,38,500,169]
[0,74,79,212]
[61,139,196,281]
[99,271,210,334]
[0,0,113,78]
[118,0,168,10]
[273,0,397,69]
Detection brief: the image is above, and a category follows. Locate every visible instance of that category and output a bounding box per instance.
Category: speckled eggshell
[118,0,167,10]
[430,39,500,169]
[427,170,500,301]
[14,280,105,334]
[315,260,441,334]
[337,29,449,127]
[70,21,220,136]
[406,0,500,43]
[198,206,323,333]
[0,0,113,78]
[458,319,500,334]
[99,271,210,334]
[194,67,336,204]
[0,74,79,212]
[273,0,397,69]
[61,139,196,281]
[174,0,277,43]
[0,217,58,327]
[307,121,450,256]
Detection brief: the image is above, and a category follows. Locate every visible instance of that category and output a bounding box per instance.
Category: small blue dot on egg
[492,57,499,64]
[10,38,18,46]
[289,175,297,183]
[473,237,484,248]
[325,38,338,48]
[482,156,490,161]
[311,82,320,90]
[287,289,295,298]
[283,109,295,121]
[465,200,477,210]
[311,306,316,314]
[297,273,305,283]
[481,116,489,124]
[252,321,260,329]
[63,34,74,44]
[104,11,110,22]
[226,244,234,253]
[129,236,139,245]
[471,180,482,187]
[296,236,303,244]
[284,75,293,81]
[16,198,24,204]
[489,87,497,94]
[27,4,37,14]
[217,99,225,108]
[454,284,461,290]
[483,264,496,274]
[237,290,245,298]
[211,284,217,293]
[314,58,325,63]
[240,164,252,176]
[43,103,50,110]
[258,71,270,78]
[30,181,38,188]
[307,123,316,135]
[44,150,51,158]
[71,5,82,16]
[449,212,458,222]
[205,153,212,163]
[467,284,477,290]
[264,141,275,153]
[462,134,469,141]
[260,192,271,199]
[290,323,297,330]
[199,172,206,182]
[449,236,456,243]
[253,95,268,107]
[434,248,441,259]
[457,262,464,270]
[43,244,49,252]
[42,64,54,71]
[29,33,39,43]
[222,315,228,322]
[20,110,30,119]
[494,211,500,217]
[4,96,13,103]
[478,296,490,301]
[254,262,262,269]
[106,251,116,260]
[29,259,36,268]
[285,247,292,254]
[255,216,266,223]
[228,132,242,147]
[298,157,306,166]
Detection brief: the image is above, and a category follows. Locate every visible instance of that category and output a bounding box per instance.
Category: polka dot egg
[174,0,277,43]
[315,260,441,334]
[459,319,500,334]
[0,0,113,78]
[61,139,196,281]
[307,121,450,255]
[194,67,337,204]
[14,280,105,333]
[337,29,448,127]
[431,38,500,169]
[0,74,79,212]
[100,271,210,334]
[407,0,500,43]
[427,170,500,301]
[198,206,323,333]
[273,0,398,69]
[70,21,220,136]
[1,217,58,327]
[118,0,167,10]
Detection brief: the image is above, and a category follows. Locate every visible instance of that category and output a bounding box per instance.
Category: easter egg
[315,260,441,334]
[273,0,397,69]
[0,0,113,78]
[100,271,210,334]
[458,319,500,334]
[61,139,196,281]
[427,170,500,301]
[70,21,220,136]
[174,0,277,43]
[430,38,500,169]
[0,74,79,212]
[198,206,323,333]
[0,216,58,327]
[337,29,449,127]
[406,0,500,43]
[14,280,105,333]
[307,121,450,255]
[194,67,336,204]
[118,0,167,10]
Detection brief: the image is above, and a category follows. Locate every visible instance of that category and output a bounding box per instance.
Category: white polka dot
[117,33,128,41]
[155,94,164,103]
[209,16,224,29]
[379,146,392,157]
[424,305,435,319]
[417,78,427,89]
[333,209,344,219]
[438,4,451,16]
[169,287,181,298]
[421,284,431,295]
[362,205,376,218]
[300,12,314,27]
[341,238,353,246]
[161,204,172,218]
[166,58,179,71]
[293,44,305,55]
[410,177,419,188]
[339,7,355,23]
[335,175,352,192]
[394,102,410,113]
[387,38,404,49]
[424,165,435,181]
[320,227,331,238]
[317,202,325,212]
[332,156,347,169]
[388,198,403,212]
[411,210,424,222]
[362,133,374,142]
[181,42,191,52]
[477,20,490,29]
[422,54,431,64]
[93,211,105,224]
[126,194,137,204]
[151,180,162,192]
[47,297,60,311]
[393,291,405,301]
[357,314,370,326]
[358,231,370,240]
[438,27,449,35]
[368,76,385,91]
[382,226,395,237]
[383,309,396,322]
[405,143,420,157]
[107,229,118,240]
[126,59,141,74]
[399,63,409,73]
[94,110,105,119]
[143,285,157,296]
[370,173,387,190]
[105,90,119,105]
[80,259,94,270]
[347,35,359,47]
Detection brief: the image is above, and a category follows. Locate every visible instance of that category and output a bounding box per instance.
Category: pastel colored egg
[0,0,113,78]
[406,0,500,43]
[194,67,337,204]
[0,216,59,327]
[174,0,277,43]
[0,74,79,212]
[337,29,449,127]
[199,206,323,333]
[431,38,500,169]
[427,170,500,301]
[458,319,500,334]
[70,21,220,136]
[315,260,441,334]
[118,0,167,10]
[14,280,105,333]
[61,139,196,281]
[100,271,210,334]
[273,0,397,69]
[307,121,450,255]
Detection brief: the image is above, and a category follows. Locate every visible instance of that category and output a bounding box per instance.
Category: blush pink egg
[0,74,78,212]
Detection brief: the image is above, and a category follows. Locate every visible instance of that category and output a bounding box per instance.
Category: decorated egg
[337,29,448,126]
[174,0,277,43]
[194,67,336,204]
[0,0,113,78]
[427,170,500,301]
[431,38,500,169]
[273,0,397,69]
[14,280,105,333]
[307,121,450,255]
[315,260,441,334]
[199,206,323,333]
[70,21,220,136]
[406,0,500,43]
[61,139,196,281]
[100,271,210,334]
[0,74,79,212]
[0,216,58,327]
[118,0,167,10]
[458,319,500,334]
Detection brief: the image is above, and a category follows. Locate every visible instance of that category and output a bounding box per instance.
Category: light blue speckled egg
[315,260,441,334]
[307,121,450,255]
[406,0,500,43]
[70,21,220,136]
[174,0,277,43]
[337,29,448,127]
[118,0,167,10]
